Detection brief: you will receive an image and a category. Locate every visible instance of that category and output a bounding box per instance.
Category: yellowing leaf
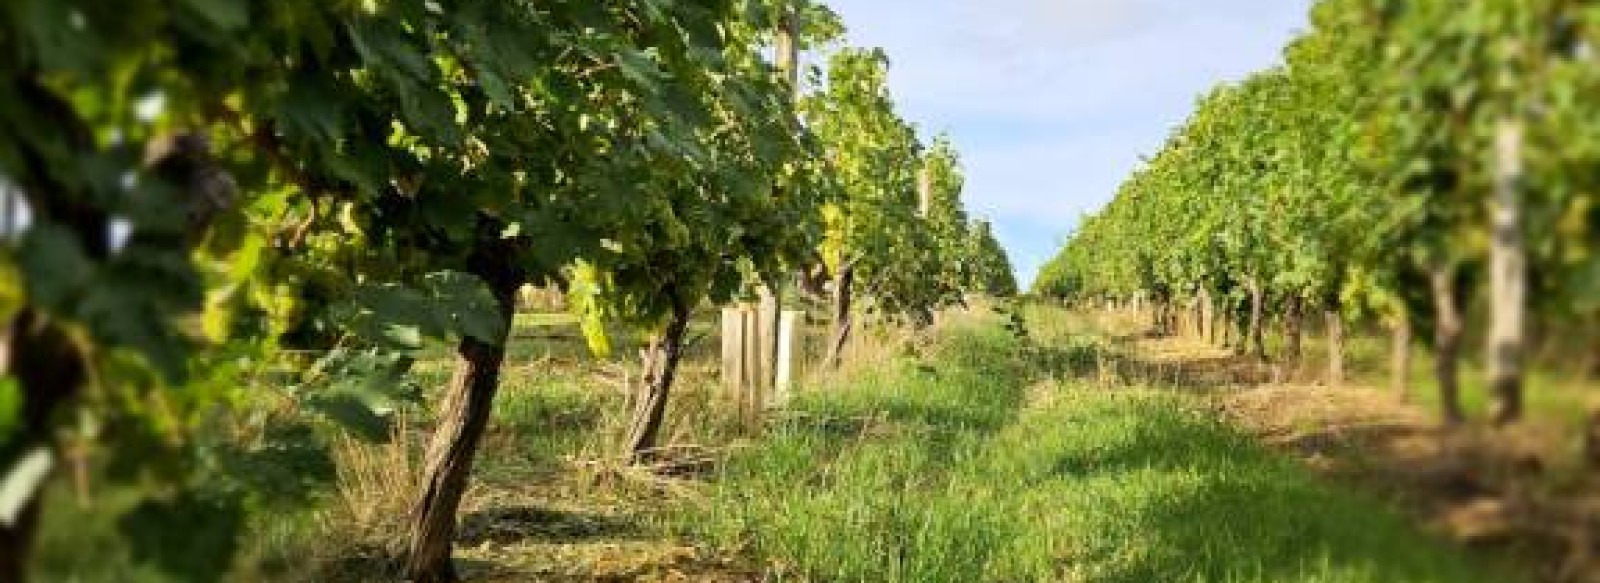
[567,261,613,359]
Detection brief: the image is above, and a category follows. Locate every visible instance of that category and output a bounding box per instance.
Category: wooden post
[773,310,803,405]
[1488,119,1525,424]
[1247,278,1265,362]
[752,2,802,402]
[741,303,763,424]
[917,165,933,219]
[1325,309,1344,387]
[721,306,745,400]
[775,3,800,98]
[1391,316,1411,401]
[757,294,779,395]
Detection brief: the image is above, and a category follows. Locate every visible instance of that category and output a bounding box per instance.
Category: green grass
[1399,352,1591,430]
[677,315,1522,583]
[513,312,579,329]
[1240,311,1594,432]
[32,305,1540,582]
[489,379,611,461]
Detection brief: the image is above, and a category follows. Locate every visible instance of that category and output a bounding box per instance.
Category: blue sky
[824,0,1315,287]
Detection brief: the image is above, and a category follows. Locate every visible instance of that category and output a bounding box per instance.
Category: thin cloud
[968,0,1161,50]
[826,0,1313,285]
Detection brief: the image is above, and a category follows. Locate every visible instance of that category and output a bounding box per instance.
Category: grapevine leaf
[179,0,248,30]
[0,377,17,444]
[118,489,244,583]
[17,223,92,313]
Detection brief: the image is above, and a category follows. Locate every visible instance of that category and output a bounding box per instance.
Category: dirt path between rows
[1123,334,1600,583]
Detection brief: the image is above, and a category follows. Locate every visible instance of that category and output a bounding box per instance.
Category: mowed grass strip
[677,319,1521,583]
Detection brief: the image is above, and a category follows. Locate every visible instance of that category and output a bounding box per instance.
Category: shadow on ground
[458,506,648,545]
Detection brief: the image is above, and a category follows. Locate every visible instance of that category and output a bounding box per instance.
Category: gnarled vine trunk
[1488,119,1525,425]
[1222,304,1235,350]
[404,265,521,583]
[625,294,692,464]
[1212,300,1224,346]
[827,263,856,369]
[1284,296,1304,365]
[1428,264,1465,425]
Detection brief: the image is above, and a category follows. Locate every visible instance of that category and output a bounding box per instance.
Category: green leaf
[275,76,346,145]
[76,249,200,383]
[179,0,248,29]
[0,377,19,445]
[0,254,20,333]
[297,348,419,442]
[335,271,504,348]
[17,223,93,313]
[336,283,436,350]
[396,82,463,145]
[215,422,336,508]
[118,489,244,583]
[424,271,507,346]
[17,0,104,72]
[305,391,391,442]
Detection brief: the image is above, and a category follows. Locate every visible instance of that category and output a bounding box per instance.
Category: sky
[824,0,1315,288]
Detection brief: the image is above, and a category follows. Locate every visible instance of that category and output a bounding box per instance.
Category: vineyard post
[756,1,804,397]
[1324,306,1344,387]
[757,295,780,398]
[741,302,764,424]
[1391,315,1412,401]
[1247,278,1266,361]
[1191,292,1204,338]
[773,310,804,404]
[722,306,746,404]
[1487,119,1525,424]
[1285,296,1304,365]
[918,164,934,219]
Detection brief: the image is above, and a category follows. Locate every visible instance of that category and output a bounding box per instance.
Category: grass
[1242,312,1596,433]
[30,305,1540,581]
[677,311,1522,583]
[489,378,611,460]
